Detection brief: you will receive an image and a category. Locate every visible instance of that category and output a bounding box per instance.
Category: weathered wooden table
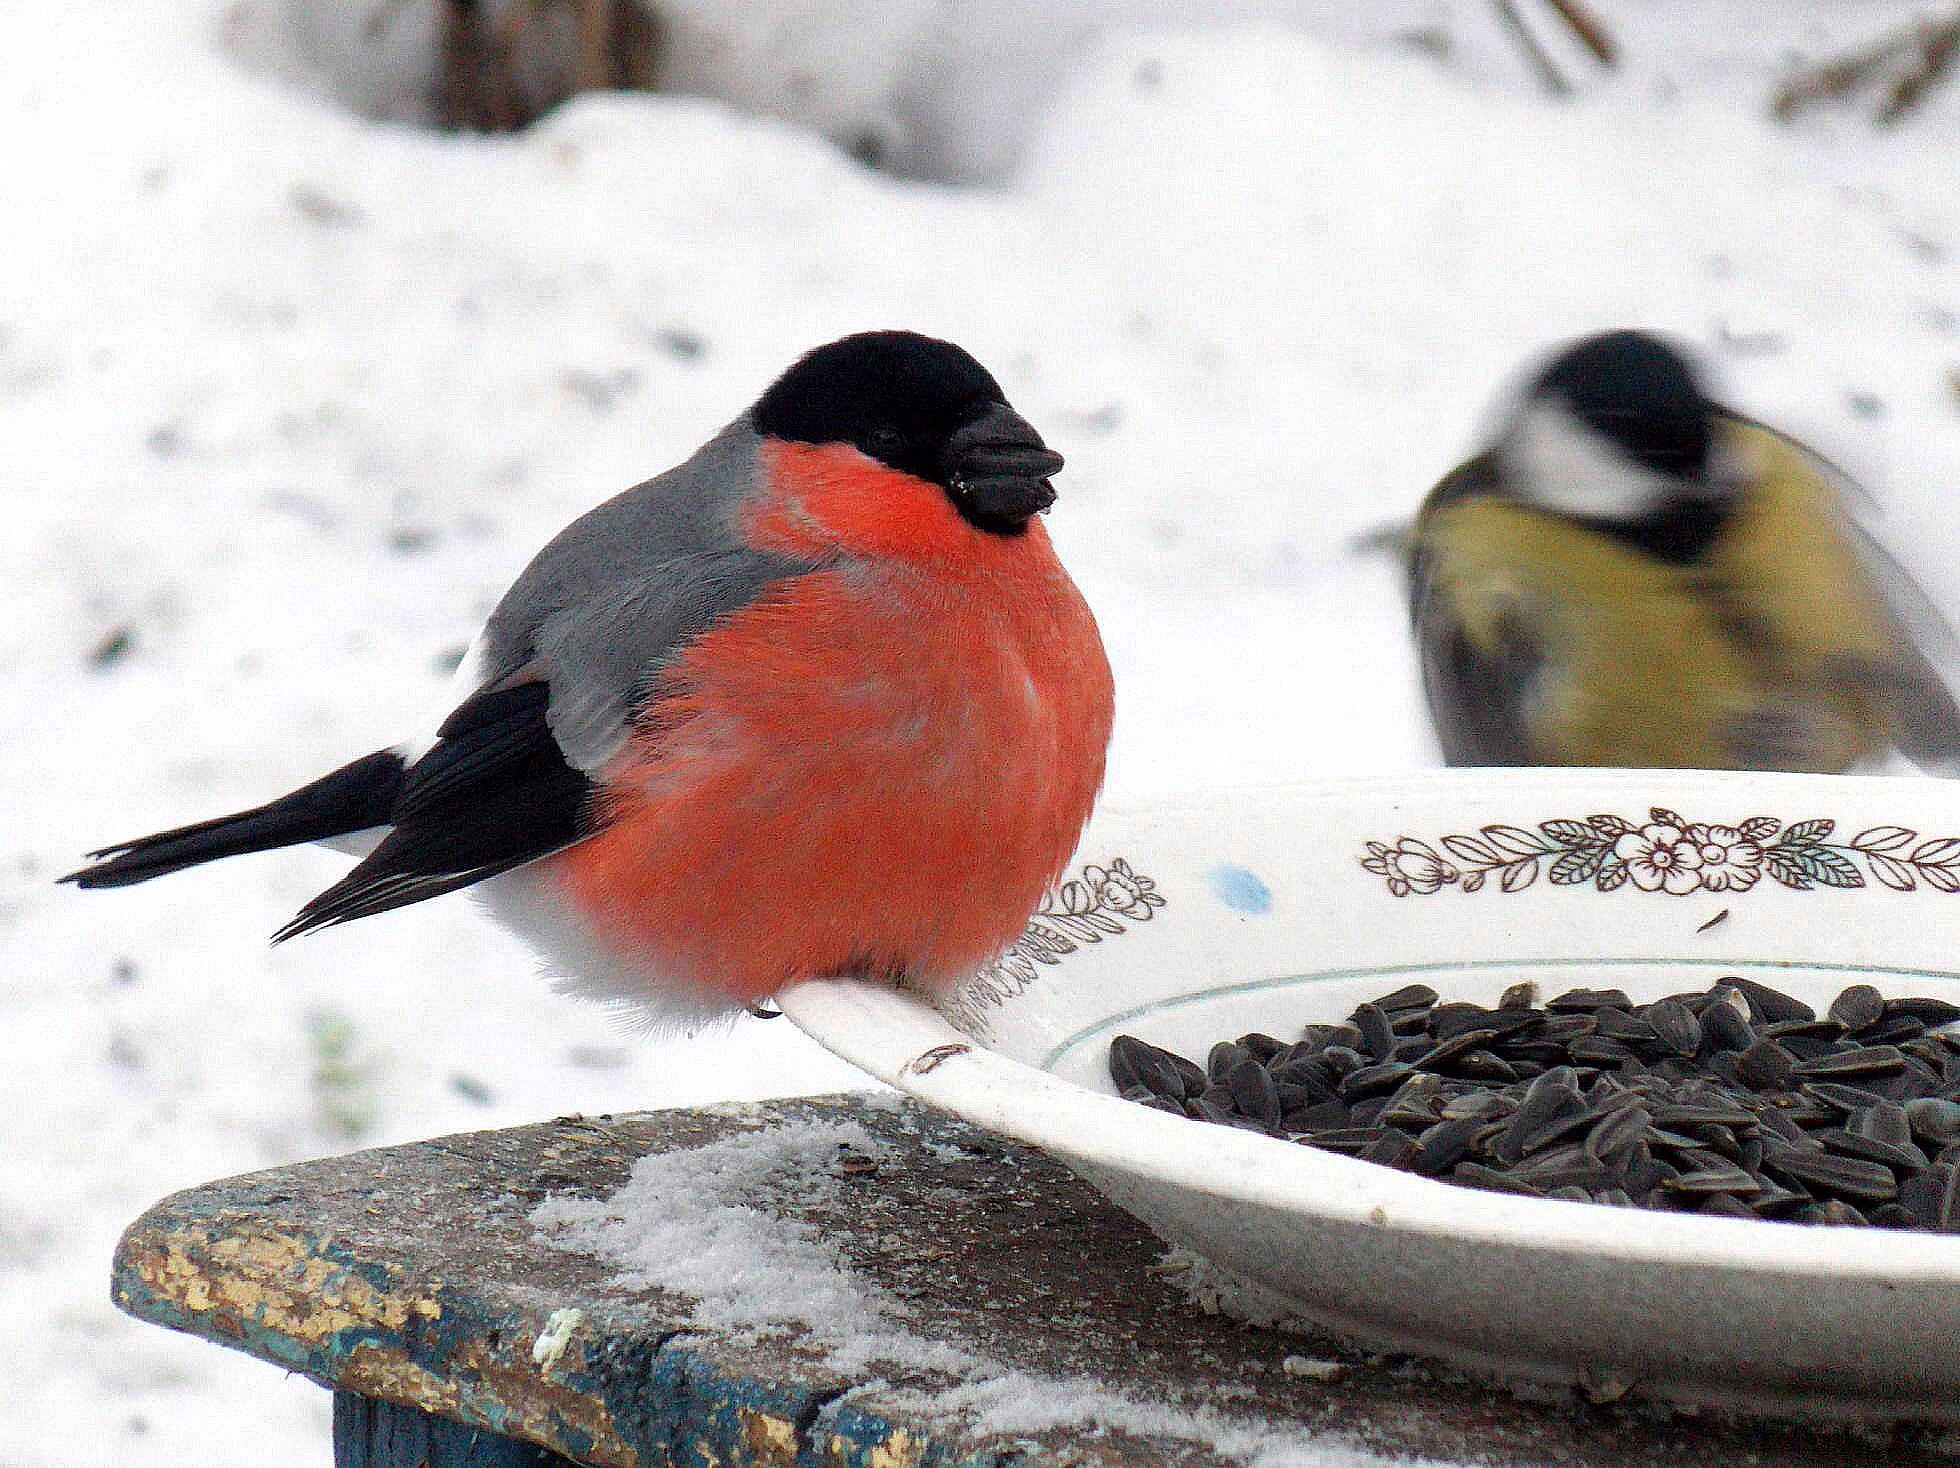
[113,1095,1954,1466]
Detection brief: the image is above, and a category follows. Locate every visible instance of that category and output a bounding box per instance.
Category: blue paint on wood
[334,1391,580,1466]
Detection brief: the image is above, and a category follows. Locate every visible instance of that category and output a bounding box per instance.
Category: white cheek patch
[1501,401,1680,523]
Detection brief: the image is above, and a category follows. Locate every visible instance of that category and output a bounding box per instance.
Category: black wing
[1408,455,1544,767]
[274,680,594,940]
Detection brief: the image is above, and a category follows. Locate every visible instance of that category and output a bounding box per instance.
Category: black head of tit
[1497,330,1735,563]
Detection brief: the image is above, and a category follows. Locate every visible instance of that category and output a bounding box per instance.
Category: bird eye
[866,424,907,459]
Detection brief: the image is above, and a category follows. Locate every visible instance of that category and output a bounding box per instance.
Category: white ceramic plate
[781,769,1960,1420]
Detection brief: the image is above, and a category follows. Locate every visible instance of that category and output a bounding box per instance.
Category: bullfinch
[66,331,1115,1026]
[1408,329,1960,772]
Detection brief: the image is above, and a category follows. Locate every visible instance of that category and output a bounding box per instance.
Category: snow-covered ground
[2,2,1957,1463]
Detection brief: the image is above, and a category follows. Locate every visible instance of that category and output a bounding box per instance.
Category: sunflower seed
[1208,1041,1251,1085]
[1700,1000,1757,1053]
[1548,987,1633,1013]
[1226,1058,1282,1127]
[1735,1038,1796,1091]
[1795,1046,1908,1079]
[1237,1031,1287,1062]
[1340,1061,1417,1101]
[1499,981,1539,1010]
[1764,1148,1899,1203]
[1411,1118,1481,1175]
[1376,983,1441,1013]
[1352,1003,1396,1061]
[1887,997,1960,1028]
[1645,1000,1702,1057]
[1454,1160,1542,1196]
[1815,1128,1926,1171]
[1128,978,1960,1233]
[1905,1098,1960,1147]
[1722,978,1815,1026]
[1829,984,1887,1032]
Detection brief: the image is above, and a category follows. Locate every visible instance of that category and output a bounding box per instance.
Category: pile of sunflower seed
[1109,978,1960,1230]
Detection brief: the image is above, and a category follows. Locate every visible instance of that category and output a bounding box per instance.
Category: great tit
[1408,329,1960,772]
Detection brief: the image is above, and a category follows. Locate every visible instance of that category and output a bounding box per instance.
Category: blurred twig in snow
[439,0,662,132]
[1772,7,1960,126]
[1490,0,1619,96]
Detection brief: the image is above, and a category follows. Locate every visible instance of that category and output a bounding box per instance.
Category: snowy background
[4,1,1959,1462]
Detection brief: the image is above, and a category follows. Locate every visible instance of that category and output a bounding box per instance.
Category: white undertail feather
[475,864,745,1035]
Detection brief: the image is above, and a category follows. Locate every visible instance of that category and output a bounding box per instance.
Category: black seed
[1110,1035,1193,1101]
[1538,1014,1599,1043]
[1568,1036,1635,1067]
[1207,1041,1250,1085]
[1304,1126,1383,1153]
[1721,977,1815,1026]
[1286,1099,1352,1131]
[1829,984,1887,1032]
[1340,1061,1416,1101]
[1191,1097,1241,1127]
[1815,1128,1927,1171]
[1905,1098,1960,1147]
[1700,1001,1757,1053]
[1802,1081,1886,1114]
[1454,1160,1542,1195]
[1699,1192,1760,1219]
[1764,1147,1899,1203]
[1797,1199,1869,1227]
[1795,1046,1908,1079]
[1352,1003,1396,1061]
[1594,1008,1659,1044]
[1150,980,1960,1232]
[1734,1038,1795,1091]
[1499,981,1539,1010]
[1669,1160,1764,1199]
[1347,1097,1390,1127]
[1547,987,1633,1013]
[1453,1049,1520,1083]
[1585,1103,1653,1165]
[1361,1132,1419,1168]
[1412,1118,1481,1176]
[1886,997,1960,1028]
[1850,1100,1913,1149]
[1319,1045,1366,1077]
[1652,1102,1757,1131]
[1376,983,1440,1013]
[1440,1091,1512,1123]
[1644,1000,1702,1057]
[1763,1018,1848,1043]
[1237,1032,1286,1062]
[1750,1184,1812,1215]
[1226,1058,1281,1126]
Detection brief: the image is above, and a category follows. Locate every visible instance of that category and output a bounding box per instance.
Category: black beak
[941,404,1064,531]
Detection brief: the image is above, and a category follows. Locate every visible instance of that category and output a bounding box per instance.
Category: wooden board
[113,1095,1954,1466]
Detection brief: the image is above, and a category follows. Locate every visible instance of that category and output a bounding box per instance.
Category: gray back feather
[477,419,814,771]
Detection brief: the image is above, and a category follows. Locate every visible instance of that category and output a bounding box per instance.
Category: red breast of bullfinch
[65,331,1115,1026]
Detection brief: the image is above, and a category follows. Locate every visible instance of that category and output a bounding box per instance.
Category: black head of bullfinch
[752,330,1064,534]
[64,330,1115,1029]
[1408,328,1960,774]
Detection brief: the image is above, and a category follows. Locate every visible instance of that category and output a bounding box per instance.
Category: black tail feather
[63,750,406,889]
